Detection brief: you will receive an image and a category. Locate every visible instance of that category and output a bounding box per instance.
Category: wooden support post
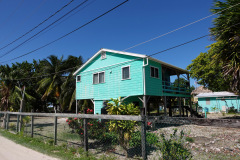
[54,116,57,145]
[76,100,78,114]
[143,95,147,116]
[178,97,182,117]
[16,115,19,132]
[168,97,172,117]
[189,97,193,117]
[141,108,147,160]
[164,96,167,116]
[84,109,88,152]
[31,115,34,138]
[6,114,9,130]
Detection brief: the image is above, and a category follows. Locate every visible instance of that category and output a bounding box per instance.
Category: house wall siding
[198,97,240,112]
[145,60,163,96]
[76,52,144,101]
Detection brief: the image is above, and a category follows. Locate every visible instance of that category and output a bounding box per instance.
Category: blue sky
[0,0,216,86]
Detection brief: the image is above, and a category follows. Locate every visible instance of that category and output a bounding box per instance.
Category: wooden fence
[0,110,147,160]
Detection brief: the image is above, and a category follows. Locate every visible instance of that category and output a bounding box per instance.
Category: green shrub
[228,107,237,114]
[129,131,158,147]
[101,132,118,145]
[66,109,107,141]
[156,129,192,160]
[46,139,54,146]
[9,123,16,131]
[185,136,194,143]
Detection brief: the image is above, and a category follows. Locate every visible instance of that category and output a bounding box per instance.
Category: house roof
[73,48,189,75]
[191,86,212,95]
[196,91,238,98]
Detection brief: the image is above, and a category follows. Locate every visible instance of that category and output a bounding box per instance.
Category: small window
[206,98,210,105]
[93,72,105,84]
[101,52,106,59]
[76,75,81,82]
[122,66,130,80]
[150,66,159,78]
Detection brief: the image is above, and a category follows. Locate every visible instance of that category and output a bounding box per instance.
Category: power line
[0,0,48,45]
[0,0,89,59]
[0,0,130,64]
[3,22,240,81]
[0,0,74,51]
[14,0,97,49]
[122,2,240,51]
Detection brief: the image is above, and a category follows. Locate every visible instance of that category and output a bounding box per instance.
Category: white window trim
[76,75,81,82]
[101,52,106,59]
[150,66,159,78]
[122,65,131,80]
[93,71,105,84]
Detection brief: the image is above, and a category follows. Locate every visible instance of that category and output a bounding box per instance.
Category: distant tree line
[0,55,83,112]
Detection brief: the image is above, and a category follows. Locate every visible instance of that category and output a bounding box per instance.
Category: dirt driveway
[0,135,58,160]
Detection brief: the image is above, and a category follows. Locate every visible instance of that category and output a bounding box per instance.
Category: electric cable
[0,0,130,64]
[0,0,75,51]
[0,0,88,58]
[122,2,240,51]
[2,22,240,81]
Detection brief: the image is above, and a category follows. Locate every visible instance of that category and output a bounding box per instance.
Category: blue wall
[198,97,240,112]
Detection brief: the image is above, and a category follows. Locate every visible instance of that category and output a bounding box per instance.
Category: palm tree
[60,55,83,111]
[37,55,67,111]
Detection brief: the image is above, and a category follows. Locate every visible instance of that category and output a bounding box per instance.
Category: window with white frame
[150,66,159,78]
[76,75,81,82]
[93,72,105,84]
[122,66,130,80]
[101,52,106,59]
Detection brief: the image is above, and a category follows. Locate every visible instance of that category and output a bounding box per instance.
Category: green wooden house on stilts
[73,48,196,117]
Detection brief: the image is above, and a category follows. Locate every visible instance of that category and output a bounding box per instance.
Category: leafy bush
[129,131,158,148]
[107,98,140,155]
[228,107,237,114]
[185,136,194,143]
[156,129,192,160]
[101,132,118,145]
[66,116,106,140]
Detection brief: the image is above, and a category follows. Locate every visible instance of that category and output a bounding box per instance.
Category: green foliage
[188,0,240,92]
[106,97,140,154]
[129,131,158,148]
[185,136,194,143]
[156,129,192,160]
[46,139,54,146]
[101,132,118,145]
[211,106,220,113]
[228,107,237,114]
[9,123,16,131]
[187,52,230,91]
[0,55,83,112]
[66,109,107,140]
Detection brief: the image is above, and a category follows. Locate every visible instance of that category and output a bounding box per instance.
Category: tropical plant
[107,98,140,157]
[156,129,192,160]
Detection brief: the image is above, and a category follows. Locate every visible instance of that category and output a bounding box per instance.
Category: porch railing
[162,81,190,94]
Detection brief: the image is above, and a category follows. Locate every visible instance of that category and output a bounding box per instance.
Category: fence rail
[0,111,147,160]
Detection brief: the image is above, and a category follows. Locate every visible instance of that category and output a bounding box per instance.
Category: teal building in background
[196,92,240,113]
[73,49,191,116]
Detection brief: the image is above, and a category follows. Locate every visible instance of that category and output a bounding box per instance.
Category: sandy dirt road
[0,135,59,160]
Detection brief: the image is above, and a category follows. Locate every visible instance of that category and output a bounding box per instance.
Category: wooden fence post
[84,109,88,152]
[141,108,147,160]
[54,116,57,145]
[6,113,9,130]
[16,114,19,133]
[31,115,34,138]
